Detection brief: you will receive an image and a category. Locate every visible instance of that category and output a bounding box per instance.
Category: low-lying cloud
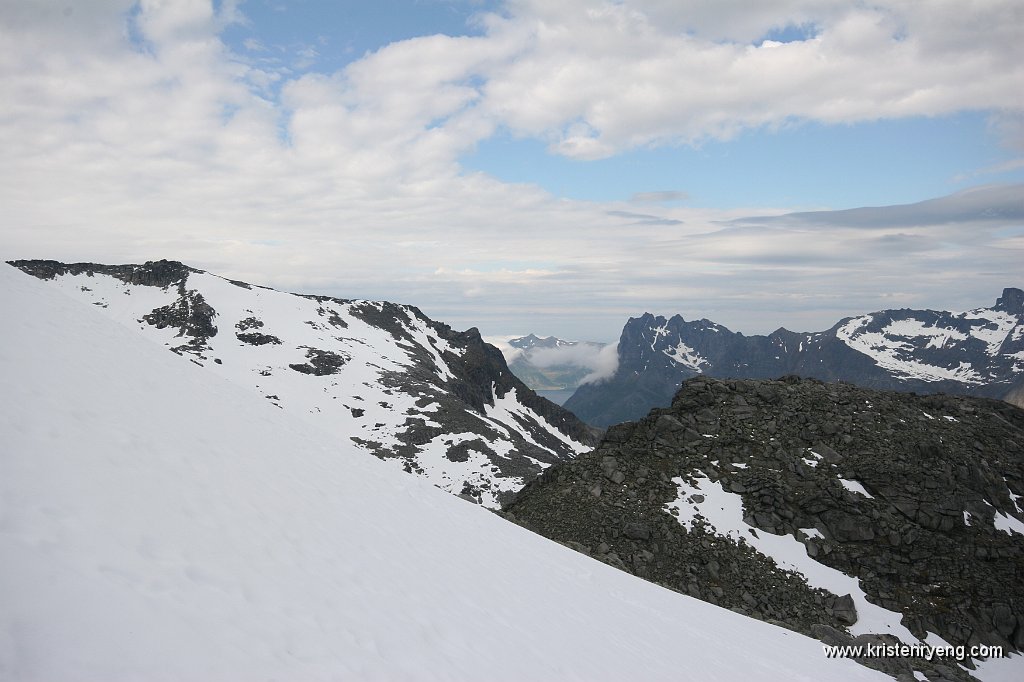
[526,343,620,385]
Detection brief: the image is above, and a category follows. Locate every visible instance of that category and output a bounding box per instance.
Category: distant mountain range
[565,288,1024,427]
[8,260,597,507]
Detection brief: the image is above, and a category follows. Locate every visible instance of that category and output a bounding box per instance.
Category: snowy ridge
[8,261,593,508]
[0,264,887,682]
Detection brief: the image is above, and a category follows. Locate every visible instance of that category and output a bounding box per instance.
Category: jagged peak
[995,287,1024,314]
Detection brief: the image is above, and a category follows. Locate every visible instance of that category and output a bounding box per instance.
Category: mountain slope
[566,289,1024,427]
[8,260,596,507]
[0,259,886,681]
[507,375,1024,681]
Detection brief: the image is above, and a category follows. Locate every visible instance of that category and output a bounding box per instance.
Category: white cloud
[0,0,1021,343]
[580,343,620,385]
[474,0,1024,158]
[503,341,621,386]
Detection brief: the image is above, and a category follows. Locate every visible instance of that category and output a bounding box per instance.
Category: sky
[1,0,1022,342]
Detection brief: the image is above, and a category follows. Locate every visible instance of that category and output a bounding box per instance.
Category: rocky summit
[7,260,598,508]
[565,288,1024,427]
[505,376,1024,681]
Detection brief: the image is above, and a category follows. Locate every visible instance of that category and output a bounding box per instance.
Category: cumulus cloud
[528,343,602,369]
[0,0,1022,342]
[477,0,1024,158]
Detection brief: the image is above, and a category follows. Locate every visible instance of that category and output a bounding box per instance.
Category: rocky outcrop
[506,376,1024,679]
[9,258,195,288]
[142,287,218,353]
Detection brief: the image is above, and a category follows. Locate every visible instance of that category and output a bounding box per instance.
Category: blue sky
[464,113,1018,208]
[221,0,500,72]
[2,0,1022,341]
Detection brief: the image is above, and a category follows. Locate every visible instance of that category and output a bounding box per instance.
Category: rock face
[8,260,598,507]
[566,289,1024,427]
[505,376,1024,679]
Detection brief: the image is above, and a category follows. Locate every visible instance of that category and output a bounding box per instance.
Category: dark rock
[289,348,347,376]
[236,332,282,346]
[623,522,651,541]
[831,594,858,626]
[506,376,1024,681]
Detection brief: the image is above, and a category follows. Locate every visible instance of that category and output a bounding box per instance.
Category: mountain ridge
[7,259,599,507]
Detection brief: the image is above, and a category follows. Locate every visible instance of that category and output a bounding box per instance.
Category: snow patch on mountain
[484,384,589,455]
[993,510,1024,537]
[838,478,875,499]
[666,474,917,642]
[836,316,987,384]
[881,319,968,349]
[664,339,710,370]
[967,308,1020,356]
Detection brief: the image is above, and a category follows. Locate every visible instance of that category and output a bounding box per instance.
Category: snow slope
[0,265,888,680]
[8,261,591,508]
